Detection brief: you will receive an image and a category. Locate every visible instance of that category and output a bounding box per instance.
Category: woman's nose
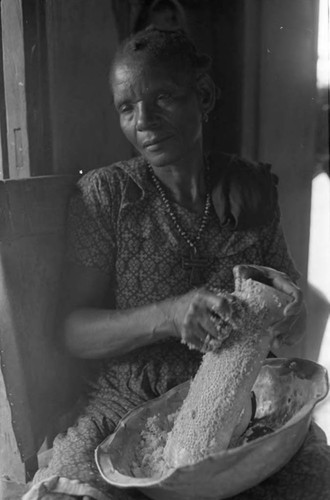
[136,102,158,131]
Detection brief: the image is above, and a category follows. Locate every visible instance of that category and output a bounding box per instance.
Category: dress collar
[116,152,233,207]
[117,156,150,207]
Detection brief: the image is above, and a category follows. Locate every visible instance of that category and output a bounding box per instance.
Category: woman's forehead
[111,56,190,93]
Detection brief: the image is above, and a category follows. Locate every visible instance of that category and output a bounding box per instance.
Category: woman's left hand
[234,264,307,349]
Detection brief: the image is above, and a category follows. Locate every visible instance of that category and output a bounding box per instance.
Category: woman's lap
[30,376,156,499]
[28,343,201,498]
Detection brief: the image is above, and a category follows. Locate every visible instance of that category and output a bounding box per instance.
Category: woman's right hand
[170,288,237,352]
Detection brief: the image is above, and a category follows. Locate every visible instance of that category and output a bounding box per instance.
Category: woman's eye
[157,93,173,104]
[119,103,133,114]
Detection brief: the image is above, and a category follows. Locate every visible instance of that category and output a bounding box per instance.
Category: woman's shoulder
[73,157,148,206]
[210,151,277,179]
[210,152,279,231]
[77,157,145,188]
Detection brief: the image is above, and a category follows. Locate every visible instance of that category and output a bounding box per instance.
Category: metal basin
[95,358,328,500]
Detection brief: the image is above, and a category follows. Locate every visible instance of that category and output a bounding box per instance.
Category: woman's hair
[133,0,188,33]
[110,26,212,84]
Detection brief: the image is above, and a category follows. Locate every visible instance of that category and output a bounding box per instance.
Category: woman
[26,28,329,500]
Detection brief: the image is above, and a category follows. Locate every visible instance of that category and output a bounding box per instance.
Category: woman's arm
[61,264,234,359]
[61,264,169,358]
[62,170,236,360]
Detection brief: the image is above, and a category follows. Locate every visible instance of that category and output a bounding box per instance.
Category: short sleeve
[259,209,301,283]
[65,170,117,275]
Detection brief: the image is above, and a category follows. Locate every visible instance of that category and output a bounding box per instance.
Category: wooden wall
[178,2,244,156]
[240,0,319,357]
[45,0,132,175]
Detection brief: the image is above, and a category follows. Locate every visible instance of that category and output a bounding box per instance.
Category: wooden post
[1,0,30,178]
[0,355,25,482]
[0,9,9,179]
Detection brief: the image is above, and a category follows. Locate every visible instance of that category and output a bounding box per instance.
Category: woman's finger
[198,295,235,336]
[269,312,304,346]
[271,329,298,350]
[233,264,274,285]
[183,326,211,352]
[207,292,239,321]
[197,312,223,340]
[271,276,302,312]
[196,327,225,353]
[271,335,282,351]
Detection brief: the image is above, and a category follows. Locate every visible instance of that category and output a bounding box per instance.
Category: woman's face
[111,56,204,167]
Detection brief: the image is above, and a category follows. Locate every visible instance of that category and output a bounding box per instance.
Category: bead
[147,162,211,253]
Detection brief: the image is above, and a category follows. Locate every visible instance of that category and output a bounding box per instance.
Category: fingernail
[272,339,280,350]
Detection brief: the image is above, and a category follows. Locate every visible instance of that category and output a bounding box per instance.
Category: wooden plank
[0,175,77,239]
[0,7,9,179]
[22,0,53,176]
[0,353,25,482]
[0,176,79,463]
[1,0,30,178]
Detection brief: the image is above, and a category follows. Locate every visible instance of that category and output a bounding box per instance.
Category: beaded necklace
[147,162,211,286]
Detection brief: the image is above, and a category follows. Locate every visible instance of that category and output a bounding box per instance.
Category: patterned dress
[27,156,330,500]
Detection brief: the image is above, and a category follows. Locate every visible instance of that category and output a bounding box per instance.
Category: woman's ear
[196,73,216,116]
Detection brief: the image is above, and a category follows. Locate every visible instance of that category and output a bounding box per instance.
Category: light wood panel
[0,354,25,482]
[1,0,30,178]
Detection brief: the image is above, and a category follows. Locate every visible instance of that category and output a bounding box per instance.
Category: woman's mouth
[143,136,172,150]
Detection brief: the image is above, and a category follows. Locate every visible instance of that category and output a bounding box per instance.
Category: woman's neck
[150,155,207,213]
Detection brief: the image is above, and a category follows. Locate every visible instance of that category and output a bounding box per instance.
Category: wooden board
[0,175,79,463]
[1,0,30,178]
[0,356,25,482]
